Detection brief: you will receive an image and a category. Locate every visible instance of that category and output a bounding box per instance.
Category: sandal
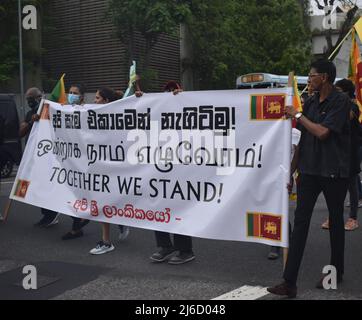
[321,219,329,230]
[345,218,359,231]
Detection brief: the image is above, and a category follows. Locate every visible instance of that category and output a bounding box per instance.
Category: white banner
[11,89,291,247]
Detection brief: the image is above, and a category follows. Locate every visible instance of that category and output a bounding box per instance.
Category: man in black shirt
[19,87,59,227]
[267,60,350,298]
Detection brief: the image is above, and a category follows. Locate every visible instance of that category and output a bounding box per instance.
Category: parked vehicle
[0,94,22,178]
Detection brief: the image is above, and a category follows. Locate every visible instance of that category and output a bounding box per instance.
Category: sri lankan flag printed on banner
[13,179,30,198]
[247,212,282,241]
[250,94,285,120]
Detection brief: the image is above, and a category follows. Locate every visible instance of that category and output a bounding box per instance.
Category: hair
[310,59,336,84]
[163,80,182,92]
[70,83,86,96]
[335,78,355,98]
[97,87,120,102]
[26,87,42,98]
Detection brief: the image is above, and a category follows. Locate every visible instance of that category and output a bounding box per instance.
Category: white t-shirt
[291,128,301,158]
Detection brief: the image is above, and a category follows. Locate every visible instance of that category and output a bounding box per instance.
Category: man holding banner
[19,87,60,228]
[268,60,350,298]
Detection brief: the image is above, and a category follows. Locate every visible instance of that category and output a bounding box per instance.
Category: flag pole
[283,72,294,270]
[328,27,354,61]
[2,199,12,223]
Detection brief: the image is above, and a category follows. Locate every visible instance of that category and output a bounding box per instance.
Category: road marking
[213,285,269,300]
[1,181,15,185]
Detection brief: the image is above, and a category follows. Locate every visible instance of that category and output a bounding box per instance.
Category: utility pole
[18,0,25,120]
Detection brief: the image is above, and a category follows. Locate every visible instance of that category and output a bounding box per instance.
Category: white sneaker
[118,225,130,241]
[0,214,3,221]
[89,241,115,255]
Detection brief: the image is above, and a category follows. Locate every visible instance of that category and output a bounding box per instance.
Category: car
[0,94,22,178]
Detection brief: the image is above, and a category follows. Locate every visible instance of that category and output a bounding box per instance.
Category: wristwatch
[294,112,303,120]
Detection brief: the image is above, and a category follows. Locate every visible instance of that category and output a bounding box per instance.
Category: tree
[0,1,20,85]
[0,0,49,90]
[107,0,191,89]
[187,0,311,89]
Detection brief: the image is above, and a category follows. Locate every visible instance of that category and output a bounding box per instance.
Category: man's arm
[285,105,330,140]
[19,121,31,138]
[19,114,40,138]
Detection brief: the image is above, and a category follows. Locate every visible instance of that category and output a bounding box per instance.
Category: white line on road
[213,285,269,300]
[1,181,15,185]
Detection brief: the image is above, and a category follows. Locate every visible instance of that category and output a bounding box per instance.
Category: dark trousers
[283,174,348,285]
[155,231,193,253]
[71,217,89,231]
[348,175,359,219]
[41,208,58,219]
[358,146,362,198]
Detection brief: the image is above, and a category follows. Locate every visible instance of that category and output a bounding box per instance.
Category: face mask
[27,97,40,110]
[68,93,81,105]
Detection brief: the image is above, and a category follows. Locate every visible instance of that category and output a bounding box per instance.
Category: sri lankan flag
[247,212,282,241]
[13,179,30,198]
[292,76,302,112]
[49,74,67,104]
[250,94,285,120]
[348,28,362,122]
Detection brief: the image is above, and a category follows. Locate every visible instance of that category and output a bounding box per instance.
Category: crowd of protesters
[2,59,362,297]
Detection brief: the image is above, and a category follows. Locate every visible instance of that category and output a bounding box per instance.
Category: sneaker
[150,247,176,262]
[89,241,115,255]
[0,214,3,221]
[43,213,60,228]
[321,218,329,230]
[118,225,130,241]
[267,282,297,298]
[34,215,54,227]
[168,251,195,265]
[345,218,359,231]
[61,230,83,240]
[267,246,280,260]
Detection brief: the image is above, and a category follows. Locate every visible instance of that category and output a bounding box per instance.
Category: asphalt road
[1,169,362,301]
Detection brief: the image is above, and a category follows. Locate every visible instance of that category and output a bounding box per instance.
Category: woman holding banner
[62,84,91,240]
[89,87,130,255]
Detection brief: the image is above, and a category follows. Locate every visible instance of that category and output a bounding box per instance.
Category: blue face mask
[68,93,81,105]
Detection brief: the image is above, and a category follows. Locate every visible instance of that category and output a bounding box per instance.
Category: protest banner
[10,88,292,247]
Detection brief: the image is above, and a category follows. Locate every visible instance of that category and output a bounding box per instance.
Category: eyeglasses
[308,73,324,78]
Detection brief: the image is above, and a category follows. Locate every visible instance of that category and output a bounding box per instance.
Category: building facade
[42,0,181,94]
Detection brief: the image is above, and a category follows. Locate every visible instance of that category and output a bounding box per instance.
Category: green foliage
[0,0,49,86]
[108,0,190,43]
[188,0,311,89]
[0,36,18,83]
[108,0,191,89]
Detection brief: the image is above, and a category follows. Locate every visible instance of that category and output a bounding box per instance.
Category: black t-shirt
[25,108,36,126]
[297,89,351,178]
